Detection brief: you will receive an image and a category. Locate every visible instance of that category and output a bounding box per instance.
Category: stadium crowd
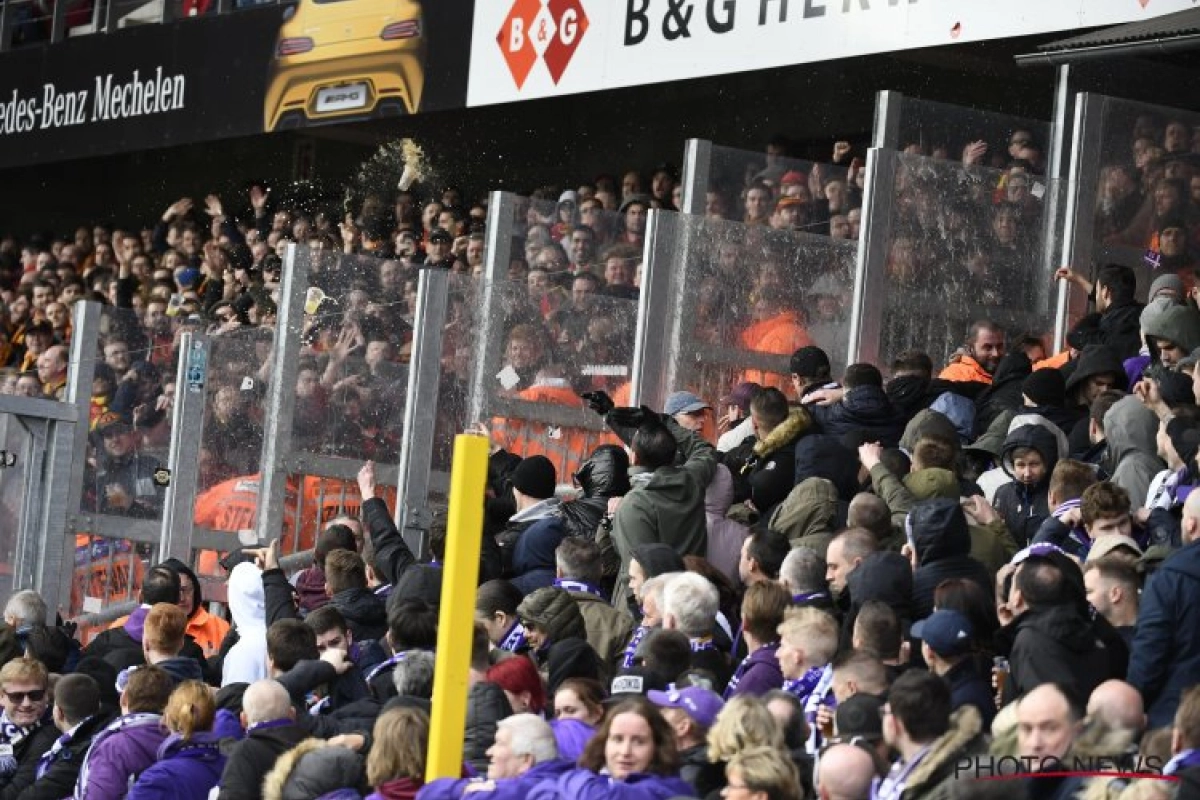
[0,116,1197,800]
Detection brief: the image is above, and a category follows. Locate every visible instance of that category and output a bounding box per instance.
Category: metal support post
[466,192,517,426]
[630,209,682,411]
[46,300,100,615]
[159,332,210,563]
[847,148,898,366]
[678,138,713,217]
[255,243,311,544]
[0,0,16,52]
[395,268,451,559]
[1043,64,1073,350]
[871,91,904,150]
[1056,92,1104,350]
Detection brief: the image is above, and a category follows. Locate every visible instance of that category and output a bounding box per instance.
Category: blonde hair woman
[721,746,802,800]
[128,680,237,800]
[366,706,430,800]
[706,695,784,763]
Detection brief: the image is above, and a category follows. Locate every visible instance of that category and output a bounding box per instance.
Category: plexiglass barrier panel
[510,193,645,270]
[71,534,153,641]
[82,305,173,521]
[870,152,1060,366]
[429,273,482,476]
[891,94,1051,174]
[191,326,272,569]
[1072,95,1200,298]
[647,211,857,405]
[701,144,853,239]
[269,245,408,554]
[468,275,636,481]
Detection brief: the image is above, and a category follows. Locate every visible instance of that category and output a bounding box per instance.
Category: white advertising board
[467,0,1196,107]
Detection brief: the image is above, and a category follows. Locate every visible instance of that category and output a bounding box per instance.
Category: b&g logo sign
[497,0,589,88]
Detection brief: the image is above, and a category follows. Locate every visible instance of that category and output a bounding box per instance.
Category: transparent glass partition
[254,244,406,557]
[881,92,1052,172]
[639,210,857,409]
[470,192,641,481]
[1064,94,1200,305]
[692,143,851,237]
[69,304,168,626]
[853,149,1062,368]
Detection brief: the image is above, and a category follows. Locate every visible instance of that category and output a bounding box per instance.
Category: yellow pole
[426,433,489,781]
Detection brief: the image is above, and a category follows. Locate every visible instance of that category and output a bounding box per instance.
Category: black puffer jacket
[973,352,1032,436]
[558,444,630,539]
[725,409,810,514]
[331,588,387,642]
[910,498,993,620]
[807,385,905,447]
[1066,299,1144,360]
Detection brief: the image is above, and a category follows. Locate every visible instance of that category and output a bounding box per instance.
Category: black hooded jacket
[910,498,994,620]
[1063,344,1129,404]
[558,444,629,540]
[842,552,914,648]
[886,375,963,422]
[973,352,1032,436]
[807,385,906,448]
[794,435,861,503]
[1066,299,1144,360]
[993,424,1060,546]
[997,551,1129,708]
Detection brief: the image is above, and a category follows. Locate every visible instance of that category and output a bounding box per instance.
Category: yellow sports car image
[263,0,425,131]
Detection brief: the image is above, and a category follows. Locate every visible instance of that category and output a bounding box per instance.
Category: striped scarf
[621,625,651,669]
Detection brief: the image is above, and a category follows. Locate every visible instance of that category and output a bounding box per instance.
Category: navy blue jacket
[1129,540,1200,728]
[944,658,996,731]
[806,385,905,448]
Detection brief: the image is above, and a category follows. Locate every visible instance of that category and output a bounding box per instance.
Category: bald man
[1129,490,1200,728]
[218,680,305,800]
[1017,683,1082,764]
[817,743,876,800]
[1087,680,1146,739]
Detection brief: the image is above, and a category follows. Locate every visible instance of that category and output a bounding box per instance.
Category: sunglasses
[4,689,46,704]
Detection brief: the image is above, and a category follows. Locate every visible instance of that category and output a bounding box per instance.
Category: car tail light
[380,20,420,40]
[277,37,314,56]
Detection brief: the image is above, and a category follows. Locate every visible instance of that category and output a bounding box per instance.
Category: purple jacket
[75,713,169,800]
[724,643,783,699]
[127,709,242,800]
[127,732,224,800]
[418,759,576,800]
[527,769,694,800]
[550,719,594,763]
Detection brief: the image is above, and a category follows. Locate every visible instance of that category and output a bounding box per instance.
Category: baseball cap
[720,382,762,414]
[1086,535,1144,562]
[780,170,807,187]
[608,666,669,699]
[95,411,132,437]
[833,693,884,742]
[789,346,831,379]
[911,609,973,658]
[647,686,724,730]
[664,391,710,417]
[428,227,453,244]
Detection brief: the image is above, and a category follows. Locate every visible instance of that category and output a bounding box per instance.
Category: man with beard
[939,320,1006,385]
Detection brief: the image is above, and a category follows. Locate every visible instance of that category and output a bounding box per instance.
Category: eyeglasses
[4,689,46,704]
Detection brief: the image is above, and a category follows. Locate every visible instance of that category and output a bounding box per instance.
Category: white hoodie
[221,561,268,687]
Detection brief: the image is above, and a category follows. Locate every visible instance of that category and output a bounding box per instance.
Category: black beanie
[1022,369,1066,408]
[512,455,556,500]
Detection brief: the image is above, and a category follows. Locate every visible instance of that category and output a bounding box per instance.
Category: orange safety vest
[492,384,618,480]
[938,356,993,385]
[740,312,813,390]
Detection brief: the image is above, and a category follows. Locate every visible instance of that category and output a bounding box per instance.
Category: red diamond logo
[543,0,588,84]
[496,0,541,89]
